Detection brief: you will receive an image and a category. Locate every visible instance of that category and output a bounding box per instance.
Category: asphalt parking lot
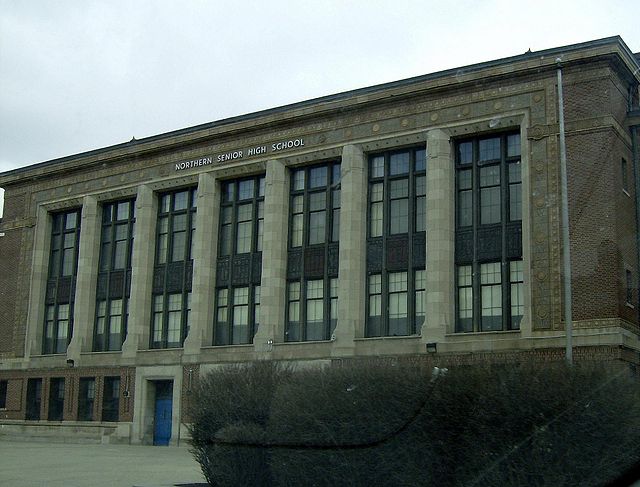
[0,439,206,487]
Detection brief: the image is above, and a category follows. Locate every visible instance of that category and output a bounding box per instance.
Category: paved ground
[0,439,207,487]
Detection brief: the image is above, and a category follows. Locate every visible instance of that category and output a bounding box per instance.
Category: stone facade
[0,36,639,445]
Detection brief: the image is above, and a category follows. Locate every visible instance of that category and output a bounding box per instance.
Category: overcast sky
[0,0,639,215]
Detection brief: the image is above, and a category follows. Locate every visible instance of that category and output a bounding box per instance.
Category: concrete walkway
[0,439,207,487]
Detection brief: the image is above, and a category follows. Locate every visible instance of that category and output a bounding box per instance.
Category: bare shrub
[189,360,640,486]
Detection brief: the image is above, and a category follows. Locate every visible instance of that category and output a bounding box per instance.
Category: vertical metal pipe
[556,61,573,365]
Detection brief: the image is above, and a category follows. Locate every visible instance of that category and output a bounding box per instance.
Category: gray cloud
[0,0,638,174]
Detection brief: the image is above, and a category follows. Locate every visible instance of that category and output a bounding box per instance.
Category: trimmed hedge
[188,361,640,486]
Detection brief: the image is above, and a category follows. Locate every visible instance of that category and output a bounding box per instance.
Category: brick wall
[0,367,135,422]
[0,188,30,357]
[564,66,638,325]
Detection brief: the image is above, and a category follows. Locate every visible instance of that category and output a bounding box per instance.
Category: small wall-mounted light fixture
[122,390,130,398]
[187,367,194,394]
[66,359,75,368]
[426,342,437,353]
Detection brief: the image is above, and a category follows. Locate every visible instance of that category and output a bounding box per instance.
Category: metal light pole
[556,59,573,365]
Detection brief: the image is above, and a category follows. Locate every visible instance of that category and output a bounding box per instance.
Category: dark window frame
[78,377,95,421]
[365,147,426,337]
[214,175,265,346]
[622,157,629,193]
[44,209,81,355]
[454,132,523,333]
[94,199,135,351]
[285,162,341,342]
[48,377,65,421]
[26,378,42,420]
[151,187,197,349]
[101,376,120,422]
[0,380,7,409]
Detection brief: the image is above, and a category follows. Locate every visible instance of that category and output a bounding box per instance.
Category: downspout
[556,59,573,365]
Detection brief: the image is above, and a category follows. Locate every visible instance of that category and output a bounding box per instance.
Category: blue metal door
[153,396,172,446]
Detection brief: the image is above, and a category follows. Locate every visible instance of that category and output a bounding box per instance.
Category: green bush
[188,360,640,486]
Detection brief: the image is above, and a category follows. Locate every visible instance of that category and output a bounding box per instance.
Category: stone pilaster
[422,129,453,344]
[254,160,288,353]
[25,205,52,357]
[333,144,367,355]
[122,185,156,358]
[184,172,219,357]
[67,195,100,361]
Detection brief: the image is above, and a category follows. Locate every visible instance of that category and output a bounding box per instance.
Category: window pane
[223,182,235,203]
[308,211,326,244]
[370,156,384,178]
[370,183,383,202]
[458,169,472,190]
[116,201,130,220]
[480,187,501,224]
[292,195,304,214]
[390,199,408,234]
[415,148,426,172]
[238,180,254,200]
[369,274,382,294]
[287,301,300,341]
[458,287,473,332]
[389,292,408,335]
[415,175,426,197]
[332,209,340,242]
[160,194,170,213]
[480,166,500,187]
[481,285,502,331]
[389,152,409,175]
[291,214,303,247]
[293,170,305,191]
[103,204,113,223]
[390,179,408,199]
[481,262,502,284]
[389,272,408,292]
[510,183,522,221]
[113,240,127,269]
[171,231,186,262]
[370,202,383,237]
[416,195,426,232]
[220,224,232,256]
[479,138,500,161]
[368,293,382,337]
[509,161,521,183]
[332,164,341,184]
[62,248,74,276]
[65,212,77,229]
[174,191,188,210]
[307,280,323,299]
[458,142,472,164]
[507,134,521,157]
[309,167,327,188]
[458,266,472,286]
[309,192,326,211]
[236,221,252,254]
[289,281,301,300]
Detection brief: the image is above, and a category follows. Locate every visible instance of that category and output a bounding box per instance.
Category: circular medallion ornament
[430,113,439,122]
[372,124,380,133]
[533,94,542,103]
